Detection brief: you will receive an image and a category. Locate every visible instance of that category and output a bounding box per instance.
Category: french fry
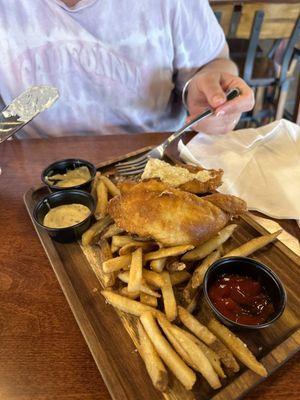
[182,277,197,306]
[166,260,186,272]
[143,269,164,288]
[118,271,161,297]
[98,239,116,287]
[186,293,199,314]
[161,271,177,321]
[102,290,158,316]
[140,293,158,308]
[95,179,108,219]
[119,286,140,299]
[156,314,197,369]
[223,230,282,258]
[119,241,155,256]
[143,269,191,289]
[140,311,196,391]
[170,270,191,286]
[98,238,112,259]
[218,244,225,256]
[102,254,131,273]
[181,329,226,379]
[178,306,216,346]
[82,215,113,246]
[207,318,267,377]
[144,245,194,262]
[111,244,119,254]
[197,302,240,373]
[102,223,124,239]
[183,250,220,304]
[210,339,240,373]
[161,318,225,383]
[91,171,101,200]
[171,328,221,389]
[128,248,143,293]
[157,314,220,378]
[157,315,221,389]
[150,258,167,273]
[112,235,136,248]
[137,321,168,392]
[182,224,237,261]
[132,236,154,242]
[191,249,221,289]
[100,175,120,197]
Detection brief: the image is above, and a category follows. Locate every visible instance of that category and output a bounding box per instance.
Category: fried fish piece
[204,193,247,216]
[109,180,246,247]
[141,158,223,194]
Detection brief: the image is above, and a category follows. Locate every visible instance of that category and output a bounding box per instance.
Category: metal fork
[115,87,240,176]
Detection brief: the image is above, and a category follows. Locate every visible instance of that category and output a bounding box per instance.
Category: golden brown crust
[178,173,222,193]
[108,180,230,246]
[118,180,137,194]
[177,164,223,194]
[204,193,247,216]
[141,159,223,194]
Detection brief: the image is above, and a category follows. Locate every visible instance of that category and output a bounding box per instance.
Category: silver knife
[0,85,59,143]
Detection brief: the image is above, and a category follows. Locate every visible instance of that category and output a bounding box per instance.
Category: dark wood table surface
[0,134,299,400]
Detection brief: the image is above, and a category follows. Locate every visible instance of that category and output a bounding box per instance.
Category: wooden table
[0,134,299,400]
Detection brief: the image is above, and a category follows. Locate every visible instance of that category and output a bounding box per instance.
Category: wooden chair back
[236,3,300,39]
[211,4,234,36]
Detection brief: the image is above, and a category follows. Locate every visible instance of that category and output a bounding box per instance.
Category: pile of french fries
[82,173,282,392]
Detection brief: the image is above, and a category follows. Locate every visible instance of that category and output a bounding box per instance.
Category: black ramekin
[41,158,97,192]
[33,189,95,243]
[203,256,287,330]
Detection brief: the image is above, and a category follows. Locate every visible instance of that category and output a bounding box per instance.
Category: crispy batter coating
[141,159,223,194]
[204,193,247,217]
[109,180,241,246]
[177,163,223,194]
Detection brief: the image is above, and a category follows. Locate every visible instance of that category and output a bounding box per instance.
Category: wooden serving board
[24,149,300,400]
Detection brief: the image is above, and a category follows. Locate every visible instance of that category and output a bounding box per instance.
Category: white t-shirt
[0,0,225,138]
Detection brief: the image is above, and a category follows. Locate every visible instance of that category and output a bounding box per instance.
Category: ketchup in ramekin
[208,274,275,325]
[203,257,286,330]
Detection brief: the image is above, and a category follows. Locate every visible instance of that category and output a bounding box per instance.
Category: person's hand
[186,71,255,134]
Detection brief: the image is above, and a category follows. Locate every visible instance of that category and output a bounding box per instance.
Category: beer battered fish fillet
[109,180,246,246]
[141,158,223,194]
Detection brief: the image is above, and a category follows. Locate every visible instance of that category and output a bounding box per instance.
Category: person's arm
[186,44,255,134]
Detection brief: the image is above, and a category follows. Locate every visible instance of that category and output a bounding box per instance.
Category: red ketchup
[208,274,275,325]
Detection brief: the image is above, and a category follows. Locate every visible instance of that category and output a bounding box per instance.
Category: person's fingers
[195,73,227,109]
[186,112,241,134]
[215,78,255,115]
[188,72,255,124]
[215,89,254,115]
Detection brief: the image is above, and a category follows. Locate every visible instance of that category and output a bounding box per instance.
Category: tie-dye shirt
[0,0,225,138]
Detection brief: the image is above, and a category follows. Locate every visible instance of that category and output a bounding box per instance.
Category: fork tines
[115,154,149,176]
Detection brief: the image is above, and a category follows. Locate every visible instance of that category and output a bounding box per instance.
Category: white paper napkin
[179,119,300,226]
